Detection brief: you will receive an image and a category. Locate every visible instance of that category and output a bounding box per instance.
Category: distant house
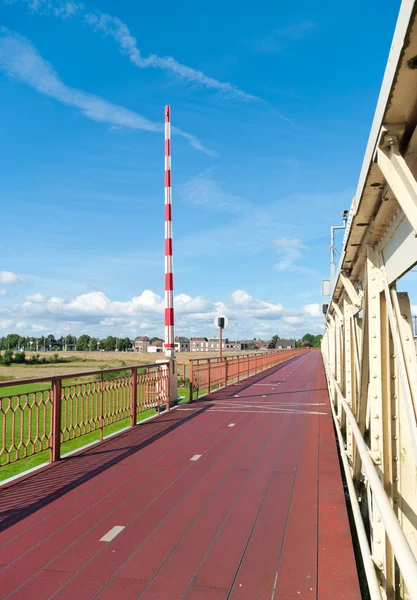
[190,337,208,352]
[133,336,150,352]
[190,337,239,352]
[175,336,190,352]
[275,339,296,349]
[225,341,243,351]
[147,340,163,353]
[241,340,268,351]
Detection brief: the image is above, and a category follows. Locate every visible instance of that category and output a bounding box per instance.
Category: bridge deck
[0,352,360,600]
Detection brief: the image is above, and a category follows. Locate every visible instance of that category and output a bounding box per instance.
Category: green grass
[0,377,166,482]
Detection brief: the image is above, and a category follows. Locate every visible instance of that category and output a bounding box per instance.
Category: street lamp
[330,210,349,290]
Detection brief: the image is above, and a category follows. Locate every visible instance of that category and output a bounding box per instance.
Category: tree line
[0,332,322,352]
[0,334,153,353]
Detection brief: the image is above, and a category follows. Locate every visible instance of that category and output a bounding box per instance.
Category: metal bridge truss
[322,2,417,599]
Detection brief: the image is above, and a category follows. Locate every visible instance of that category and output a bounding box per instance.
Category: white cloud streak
[273,238,314,274]
[0,29,213,154]
[83,12,258,102]
[4,1,258,102]
[179,171,250,214]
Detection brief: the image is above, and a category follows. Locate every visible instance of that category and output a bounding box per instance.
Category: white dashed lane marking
[100,526,125,542]
[190,454,202,461]
[228,423,236,428]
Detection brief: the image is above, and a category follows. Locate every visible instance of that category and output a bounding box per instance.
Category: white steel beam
[377,136,417,234]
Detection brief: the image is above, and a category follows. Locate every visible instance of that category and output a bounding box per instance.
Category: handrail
[188,349,289,365]
[328,388,382,600]
[188,349,308,402]
[325,363,417,599]
[0,360,169,388]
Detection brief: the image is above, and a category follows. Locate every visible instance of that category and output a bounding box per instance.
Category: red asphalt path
[0,352,361,599]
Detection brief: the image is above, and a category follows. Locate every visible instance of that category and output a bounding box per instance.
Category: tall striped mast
[164,105,175,358]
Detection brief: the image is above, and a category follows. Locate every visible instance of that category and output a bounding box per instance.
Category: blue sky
[0,0,407,340]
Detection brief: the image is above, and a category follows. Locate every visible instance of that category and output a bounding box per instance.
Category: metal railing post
[207,358,211,395]
[51,377,62,462]
[99,373,104,440]
[166,362,171,411]
[130,368,137,426]
[225,357,228,387]
[189,361,193,402]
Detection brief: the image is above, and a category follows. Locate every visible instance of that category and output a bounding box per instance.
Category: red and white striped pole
[164,105,175,358]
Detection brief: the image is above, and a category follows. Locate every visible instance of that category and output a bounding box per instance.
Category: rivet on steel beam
[371,276,376,281]
[373,394,378,399]
[374,434,379,439]
[373,374,377,379]
[405,336,410,341]
[372,334,376,339]
[376,516,381,523]
[392,375,396,380]
[393,415,398,420]
[394,497,399,504]
[372,294,376,299]
[392,354,396,358]
[373,354,377,358]
[394,456,399,461]
[372,313,376,318]
[370,555,383,568]
[393,394,397,400]
[393,435,398,440]
[394,476,399,482]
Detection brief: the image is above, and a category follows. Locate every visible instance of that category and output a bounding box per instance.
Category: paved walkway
[0,352,361,599]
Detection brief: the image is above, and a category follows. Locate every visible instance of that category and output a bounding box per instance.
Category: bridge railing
[0,362,170,472]
[188,349,307,401]
[321,2,417,597]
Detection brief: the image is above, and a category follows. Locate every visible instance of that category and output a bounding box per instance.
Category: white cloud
[282,316,303,325]
[273,238,307,250]
[3,288,324,338]
[302,303,322,318]
[0,289,7,296]
[53,1,84,19]
[0,29,213,155]
[0,270,25,284]
[0,319,13,329]
[230,290,283,318]
[24,293,45,303]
